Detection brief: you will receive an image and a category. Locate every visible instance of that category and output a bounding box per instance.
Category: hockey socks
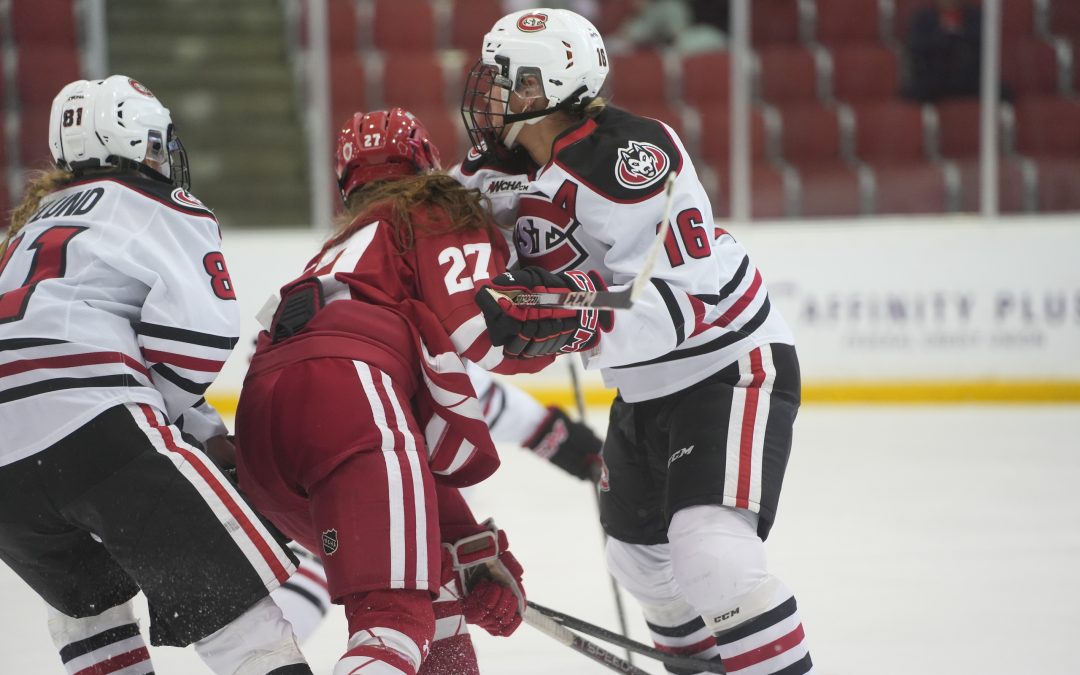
[47,599,154,675]
[707,578,812,675]
[271,543,331,643]
[194,595,310,675]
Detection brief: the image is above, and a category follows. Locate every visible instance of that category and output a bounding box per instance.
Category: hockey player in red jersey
[0,76,311,674]
[270,364,604,643]
[463,9,814,675]
[234,108,545,675]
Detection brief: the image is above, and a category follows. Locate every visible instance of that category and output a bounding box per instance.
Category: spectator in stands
[609,0,729,54]
[904,0,986,101]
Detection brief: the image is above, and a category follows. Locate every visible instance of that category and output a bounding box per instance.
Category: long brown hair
[326,171,493,254]
[1,167,77,258]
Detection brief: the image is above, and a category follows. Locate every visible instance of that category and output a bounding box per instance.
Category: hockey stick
[567,360,635,666]
[523,606,652,675]
[528,601,727,674]
[491,172,678,310]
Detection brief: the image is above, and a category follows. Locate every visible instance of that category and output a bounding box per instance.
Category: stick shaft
[524,608,652,675]
[528,601,727,674]
[568,360,635,665]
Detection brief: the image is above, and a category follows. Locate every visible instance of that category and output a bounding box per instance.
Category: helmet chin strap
[499,85,589,150]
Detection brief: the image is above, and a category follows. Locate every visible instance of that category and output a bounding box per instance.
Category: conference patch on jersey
[171,188,207,210]
[614,140,670,189]
[516,12,548,32]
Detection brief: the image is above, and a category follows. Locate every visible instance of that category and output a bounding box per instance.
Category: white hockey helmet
[48,75,190,189]
[461,8,609,154]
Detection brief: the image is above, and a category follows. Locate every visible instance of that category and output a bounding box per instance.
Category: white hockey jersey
[454,107,794,402]
[0,174,239,467]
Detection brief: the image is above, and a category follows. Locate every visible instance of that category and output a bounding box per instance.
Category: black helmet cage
[167,125,191,191]
[461,57,589,160]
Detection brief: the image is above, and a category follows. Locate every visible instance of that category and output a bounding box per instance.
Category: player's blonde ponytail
[327,172,493,255]
[1,168,76,258]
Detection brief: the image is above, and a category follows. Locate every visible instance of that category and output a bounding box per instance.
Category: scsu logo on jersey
[171,188,206,209]
[614,140,670,189]
[516,12,548,32]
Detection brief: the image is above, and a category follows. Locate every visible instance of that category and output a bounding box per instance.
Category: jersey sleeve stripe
[718,256,750,302]
[151,363,210,396]
[0,337,68,350]
[140,348,225,373]
[0,351,150,380]
[651,278,686,345]
[0,374,145,405]
[612,297,773,370]
[135,322,239,349]
[715,270,763,328]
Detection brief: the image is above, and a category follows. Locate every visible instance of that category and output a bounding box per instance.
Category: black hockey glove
[524,407,603,482]
[475,267,613,359]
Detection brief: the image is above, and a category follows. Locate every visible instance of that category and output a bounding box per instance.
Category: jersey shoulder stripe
[68,174,216,220]
[551,107,684,204]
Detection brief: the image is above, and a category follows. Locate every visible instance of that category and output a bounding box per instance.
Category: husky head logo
[615,140,669,189]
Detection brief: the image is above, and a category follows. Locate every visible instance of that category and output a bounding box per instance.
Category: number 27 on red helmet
[334,108,442,201]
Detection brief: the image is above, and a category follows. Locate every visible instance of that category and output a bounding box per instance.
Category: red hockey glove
[445,519,525,637]
[475,267,613,359]
[525,407,603,482]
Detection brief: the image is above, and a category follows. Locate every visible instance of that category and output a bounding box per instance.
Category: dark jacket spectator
[905,0,984,102]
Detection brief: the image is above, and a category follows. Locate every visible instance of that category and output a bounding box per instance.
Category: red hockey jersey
[245,201,552,486]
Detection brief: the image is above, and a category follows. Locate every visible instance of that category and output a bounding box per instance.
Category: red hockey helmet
[335,108,442,200]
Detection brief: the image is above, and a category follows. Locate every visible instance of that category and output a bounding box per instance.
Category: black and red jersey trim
[0,337,67,350]
[135,321,239,350]
[0,374,146,405]
[64,175,215,220]
[152,363,210,396]
[549,107,685,205]
[651,278,685,346]
[613,297,772,370]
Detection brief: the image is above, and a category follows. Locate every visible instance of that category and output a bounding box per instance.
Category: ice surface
[2,405,1078,674]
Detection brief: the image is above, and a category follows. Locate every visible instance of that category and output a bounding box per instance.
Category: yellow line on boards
[206,380,1080,417]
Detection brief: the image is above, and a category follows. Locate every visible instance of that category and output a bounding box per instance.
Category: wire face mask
[461,59,557,158]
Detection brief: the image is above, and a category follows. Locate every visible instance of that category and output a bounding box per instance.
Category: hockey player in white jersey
[0,76,311,675]
[463,9,813,674]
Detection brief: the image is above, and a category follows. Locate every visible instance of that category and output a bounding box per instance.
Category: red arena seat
[608,50,667,107]
[10,0,77,46]
[16,46,81,107]
[450,0,503,51]
[752,0,801,45]
[1001,38,1062,97]
[813,0,882,44]
[758,45,818,104]
[830,45,901,102]
[381,53,447,109]
[871,163,949,214]
[850,101,928,165]
[680,52,731,108]
[1013,97,1080,157]
[372,0,436,52]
